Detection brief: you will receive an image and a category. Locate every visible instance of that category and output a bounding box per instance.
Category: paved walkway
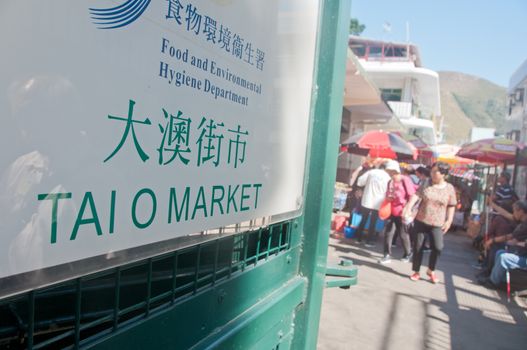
[318,230,527,350]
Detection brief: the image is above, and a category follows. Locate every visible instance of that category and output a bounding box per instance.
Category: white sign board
[0,1,320,280]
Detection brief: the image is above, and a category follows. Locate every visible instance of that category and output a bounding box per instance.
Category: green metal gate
[0,1,351,348]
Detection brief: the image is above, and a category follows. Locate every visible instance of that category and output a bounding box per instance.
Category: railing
[0,221,292,349]
[387,101,412,119]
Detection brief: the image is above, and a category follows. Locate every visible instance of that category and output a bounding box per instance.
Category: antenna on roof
[382,21,392,44]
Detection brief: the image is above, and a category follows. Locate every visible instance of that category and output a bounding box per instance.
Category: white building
[506,59,527,143]
[349,36,441,147]
[506,59,527,199]
[336,36,442,183]
[470,127,496,142]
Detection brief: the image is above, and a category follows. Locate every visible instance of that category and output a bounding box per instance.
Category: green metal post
[292,0,351,348]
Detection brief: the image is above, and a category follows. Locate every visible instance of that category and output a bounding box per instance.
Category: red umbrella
[341,130,417,160]
[456,138,522,164]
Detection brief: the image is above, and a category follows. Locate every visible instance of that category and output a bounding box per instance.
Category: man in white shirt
[356,160,391,246]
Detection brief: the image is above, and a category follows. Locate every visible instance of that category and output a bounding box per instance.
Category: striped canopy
[456,138,521,164]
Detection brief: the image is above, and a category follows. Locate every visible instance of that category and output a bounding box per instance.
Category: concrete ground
[318,230,527,350]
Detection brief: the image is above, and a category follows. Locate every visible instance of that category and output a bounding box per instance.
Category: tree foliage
[349,18,365,35]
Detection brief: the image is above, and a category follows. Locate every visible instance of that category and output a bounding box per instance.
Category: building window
[350,43,366,57]
[383,45,407,58]
[368,45,383,58]
[507,130,521,142]
[516,88,524,105]
[393,46,408,58]
[380,88,402,102]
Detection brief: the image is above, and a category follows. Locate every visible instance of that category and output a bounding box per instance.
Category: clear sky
[351,0,527,87]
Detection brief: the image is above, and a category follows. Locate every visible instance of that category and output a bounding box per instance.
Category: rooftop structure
[349,36,441,118]
[348,35,441,146]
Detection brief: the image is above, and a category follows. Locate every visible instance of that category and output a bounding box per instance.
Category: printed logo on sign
[90,0,152,29]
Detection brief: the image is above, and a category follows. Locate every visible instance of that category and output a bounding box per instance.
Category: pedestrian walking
[412,166,431,249]
[345,157,373,214]
[379,160,415,264]
[403,162,456,283]
[356,159,391,246]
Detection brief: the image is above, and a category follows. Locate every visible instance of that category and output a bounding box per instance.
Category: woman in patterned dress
[402,162,457,283]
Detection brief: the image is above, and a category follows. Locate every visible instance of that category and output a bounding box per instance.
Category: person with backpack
[379,160,415,263]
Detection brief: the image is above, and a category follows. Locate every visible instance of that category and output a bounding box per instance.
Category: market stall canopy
[341,130,417,160]
[393,131,438,158]
[343,50,380,106]
[450,167,480,181]
[437,155,475,166]
[343,50,394,125]
[456,138,522,164]
[347,102,395,125]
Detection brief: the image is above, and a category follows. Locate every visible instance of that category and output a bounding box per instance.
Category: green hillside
[438,71,507,144]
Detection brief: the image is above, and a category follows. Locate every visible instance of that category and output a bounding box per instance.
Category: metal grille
[0,221,292,350]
